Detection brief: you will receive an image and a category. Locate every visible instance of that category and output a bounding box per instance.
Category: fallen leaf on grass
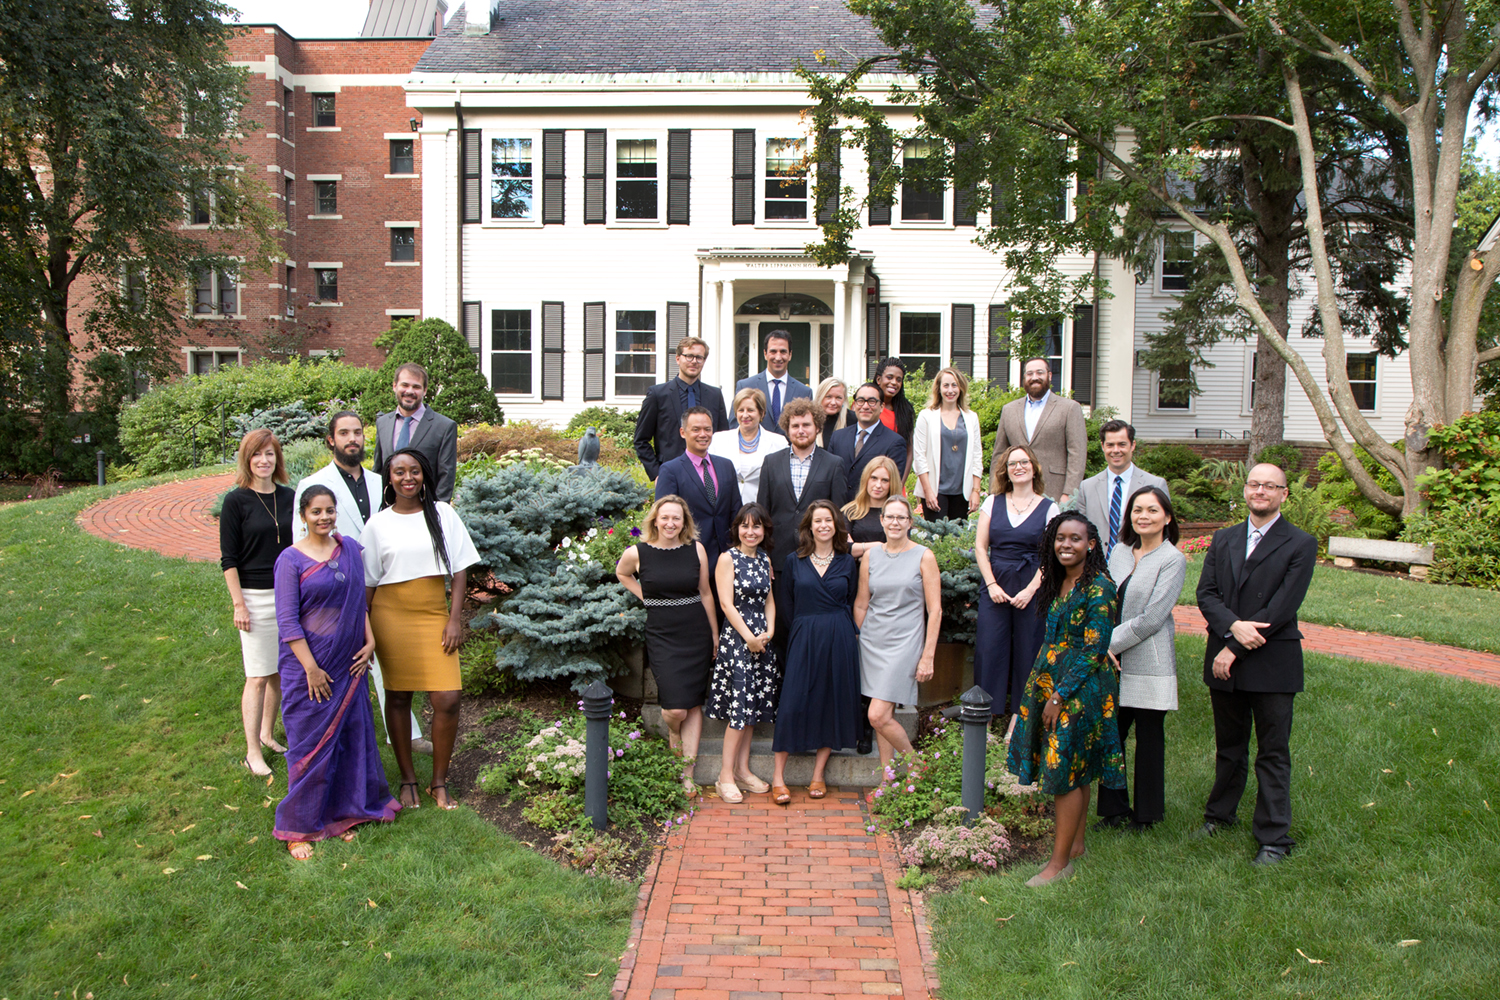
[1433,728,1439,737]
[195,855,213,861]
[995,914,1014,924]
[1363,802,1375,808]
[367,899,378,908]
[162,868,178,875]
[1381,769,1393,774]
[384,952,392,961]
[78,815,92,820]
[1296,948,1325,965]
[51,676,66,685]
[977,896,988,904]
[180,824,196,832]
[93,830,102,838]
[236,881,249,890]
[246,836,258,844]
[135,843,144,849]
[1399,939,1420,947]
[584,971,601,977]
[78,694,91,701]
[1281,967,1292,977]
[1139,915,1146,925]
[222,804,239,811]
[141,699,151,704]
[201,786,217,791]
[19,790,34,798]
[263,797,274,808]
[1447,759,1454,766]
[1060,961,1078,968]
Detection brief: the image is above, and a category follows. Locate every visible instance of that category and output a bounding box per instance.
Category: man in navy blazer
[736,329,811,433]
[634,336,730,480]
[829,381,909,494]
[654,406,738,571]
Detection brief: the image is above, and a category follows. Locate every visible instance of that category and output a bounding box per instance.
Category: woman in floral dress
[1006,511,1124,886]
[706,503,780,803]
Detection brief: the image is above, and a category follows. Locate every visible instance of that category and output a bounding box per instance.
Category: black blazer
[755,447,849,570]
[828,420,909,495]
[654,452,739,569]
[1195,517,1318,693]
[633,378,731,480]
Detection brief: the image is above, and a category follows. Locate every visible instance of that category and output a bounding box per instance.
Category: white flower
[561,536,572,548]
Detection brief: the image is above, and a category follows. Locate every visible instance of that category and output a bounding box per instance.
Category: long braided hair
[1035,511,1108,612]
[380,446,452,578]
[874,357,915,442]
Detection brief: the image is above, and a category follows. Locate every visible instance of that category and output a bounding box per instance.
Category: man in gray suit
[371,362,459,502]
[1077,419,1169,559]
[989,356,1088,505]
[736,329,811,434]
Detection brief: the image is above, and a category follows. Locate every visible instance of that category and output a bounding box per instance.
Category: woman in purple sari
[273,485,400,859]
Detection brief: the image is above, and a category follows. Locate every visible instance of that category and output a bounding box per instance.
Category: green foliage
[358,318,505,426]
[455,448,573,489]
[1254,443,1304,475]
[565,407,639,447]
[230,401,324,444]
[895,866,936,891]
[912,516,983,644]
[1402,412,1500,588]
[1417,411,1500,511]
[459,631,523,696]
[1312,447,1401,541]
[1278,473,1338,547]
[869,721,1040,833]
[1136,443,1204,482]
[1082,404,1119,478]
[119,358,381,474]
[460,420,637,470]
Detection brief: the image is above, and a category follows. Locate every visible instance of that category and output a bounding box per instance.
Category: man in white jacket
[293,411,431,754]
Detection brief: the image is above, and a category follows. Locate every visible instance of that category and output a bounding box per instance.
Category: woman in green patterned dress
[1006,511,1125,887]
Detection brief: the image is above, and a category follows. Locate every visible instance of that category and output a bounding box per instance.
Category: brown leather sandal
[771,785,792,805]
[807,780,827,799]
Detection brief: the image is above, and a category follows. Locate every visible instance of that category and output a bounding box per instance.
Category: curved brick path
[76,472,232,561]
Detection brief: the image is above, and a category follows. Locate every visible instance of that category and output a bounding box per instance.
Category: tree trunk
[1241,137,1295,463]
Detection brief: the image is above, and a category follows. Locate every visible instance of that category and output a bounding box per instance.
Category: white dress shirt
[1023,390,1052,441]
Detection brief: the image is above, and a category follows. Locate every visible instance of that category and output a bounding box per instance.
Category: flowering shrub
[868,721,1038,830]
[899,806,1013,871]
[456,447,571,487]
[474,709,688,831]
[1179,535,1212,556]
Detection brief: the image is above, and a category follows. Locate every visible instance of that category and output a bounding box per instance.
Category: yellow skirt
[369,576,461,692]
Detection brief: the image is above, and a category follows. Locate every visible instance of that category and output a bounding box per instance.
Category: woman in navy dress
[770,500,861,804]
[973,444,1059,722]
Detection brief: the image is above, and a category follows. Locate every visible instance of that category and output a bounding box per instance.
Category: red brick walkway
[75,472,231,562]
[614,788,938,1000]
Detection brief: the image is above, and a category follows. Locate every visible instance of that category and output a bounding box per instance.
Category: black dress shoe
[1252,845,1291,866]
[856,736,874,755]
[1092,815,1129,832]
[1190,820,1234,839]
[1125,820,1155,833]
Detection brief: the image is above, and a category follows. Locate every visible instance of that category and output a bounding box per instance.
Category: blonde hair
[639,495,698,546]
[675,335,710,358]
[842,455,901,522]
[234,429,288,488]
[991,443,1045,496]
[813,377,851,434]
[926,367,971,411]
[731,386,767,418]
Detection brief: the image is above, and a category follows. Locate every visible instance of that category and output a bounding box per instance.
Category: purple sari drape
[272,534,400,842]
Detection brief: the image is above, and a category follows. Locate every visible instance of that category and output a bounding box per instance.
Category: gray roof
[416,1,894,74]
[362,0,446,37]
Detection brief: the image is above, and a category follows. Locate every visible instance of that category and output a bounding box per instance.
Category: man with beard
[372,363,459,502]
[988,357,1088,505]
[293,411,431,754]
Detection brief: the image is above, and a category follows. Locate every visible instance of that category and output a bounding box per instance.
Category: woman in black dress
[770,500,861,804]
[874,357,916,479]
[617,495,718,796]
[842,455,900,557]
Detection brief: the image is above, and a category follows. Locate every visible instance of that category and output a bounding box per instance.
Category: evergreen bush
[564,407,639,447]
[1136,443,1204,482]
[231,402,324,444]
[912,516,984,644]
[1255,442,1305,475]
[357,318,504,426]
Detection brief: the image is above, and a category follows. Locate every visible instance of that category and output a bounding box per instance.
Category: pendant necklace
[252,487,281,544]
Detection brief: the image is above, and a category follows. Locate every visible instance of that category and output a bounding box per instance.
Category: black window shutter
[462,301,481,355]
[866,302,889,378]
[954,141,978,227]
[988,304,1011,389]
[583,301,606,400]
[462,130,482,224]
[542,130,565,224]
[868,143,892,226]
[665,302,690,380]
[583,130,606,224]
[816,128,841,223]
[667,130,691,225]
[541,301,564,399]
[732,129,755,225]
[1071,303,1095,406]
[950,304,975,376]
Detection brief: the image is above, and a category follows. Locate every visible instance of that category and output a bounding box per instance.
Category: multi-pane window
[901,140,944,222]
[315,269,338,302]
[193,269,237,316]
[315,181,337,215]
[898,313,942,379]
[282,87,292,136]
[1161,231,1194,291]
[615,139,658,220]
[491,138,533,219]
[123,264,147,312]
[190,350,240,375]
[1022,317,1064,385]
[614,309,657,395]
[1347,353,1377,410]
[1156,362,1192,410]
[390,227,416,262]
[190,182,212,225]
[390,139,415,174]
[490,309,533,394]
[312,93,335,127]
[764,138,807,220]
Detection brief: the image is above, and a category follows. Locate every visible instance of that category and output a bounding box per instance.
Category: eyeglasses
[1006,459,1032,468]
[881,514,911,522]
[679,353,707,363]
[1244,481,1288,493]
[853,396,882,406]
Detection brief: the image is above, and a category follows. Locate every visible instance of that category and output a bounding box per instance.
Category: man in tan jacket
[989,356,1088,505]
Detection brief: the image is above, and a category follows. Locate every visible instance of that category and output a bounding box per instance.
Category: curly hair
[1035,511,1108,612]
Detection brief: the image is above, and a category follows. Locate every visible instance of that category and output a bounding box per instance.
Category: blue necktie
[684,381,698,410]
[1107,474,1123,556]
[770,379,783,421]
[396,415,411,450]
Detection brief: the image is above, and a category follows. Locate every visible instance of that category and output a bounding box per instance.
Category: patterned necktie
[700,457,716,506]
[855,428,868,457]
[1107,474,1123,556]
[395,414,411,450]
[770,379,783,421]
[1247,527,1263,558]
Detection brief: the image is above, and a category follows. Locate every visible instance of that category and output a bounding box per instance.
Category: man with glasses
[1194,463,1317,866]
[829,382,909,495]
[634,336,730,480]
[988,356,1087,505]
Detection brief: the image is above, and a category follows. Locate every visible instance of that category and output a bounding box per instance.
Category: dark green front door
[757,321,811,384]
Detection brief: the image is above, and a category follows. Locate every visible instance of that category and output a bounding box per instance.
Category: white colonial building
[404,0,1411,443]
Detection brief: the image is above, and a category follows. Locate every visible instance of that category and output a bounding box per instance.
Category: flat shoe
[1025,863,1074,887]
[260,738,288,754]
[807,780,827,799]
[681,776,699,797]
[771,785,792,805]
[241,756,273,778]
[425,783,457,810]
[398,781,421,809]
[715,780,743,804]
[288,842,314,860]
[735,772,770,794]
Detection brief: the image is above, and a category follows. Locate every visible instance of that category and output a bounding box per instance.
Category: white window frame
[483,130,543,227]
[611,304,661,400]
[184,348,243,375]
[1159,230,1195,292]
[893,307,946,379]
[308,175,341,219]
[892,139,952,229]
[120,262,148,314]
[1343,350,1380,414]
[1150,363,1195,414]
[308,261,342,306]
[607,130,667,228]
[486,305,540,400]
[756,135,815,229]
[187,265,243,319]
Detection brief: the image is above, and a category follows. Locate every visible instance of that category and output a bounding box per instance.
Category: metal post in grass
[582,679,613,831]
[959,685,992,827]
[96,450,106,487]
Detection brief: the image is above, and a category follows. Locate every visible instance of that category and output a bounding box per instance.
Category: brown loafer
[771,785,792,805]
[807,780,827,799]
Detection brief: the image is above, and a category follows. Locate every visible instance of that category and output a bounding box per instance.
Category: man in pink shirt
[654,406,739,571]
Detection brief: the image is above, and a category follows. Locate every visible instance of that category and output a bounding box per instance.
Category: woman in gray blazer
[1097,485,1187,831]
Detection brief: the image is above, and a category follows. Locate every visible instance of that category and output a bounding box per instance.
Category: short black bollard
[959,685,993,827]
[582,680,614,831]
[96,450,106,487]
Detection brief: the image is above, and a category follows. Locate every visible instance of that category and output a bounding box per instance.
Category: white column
[830,279,848,385]
[718,279,736,390]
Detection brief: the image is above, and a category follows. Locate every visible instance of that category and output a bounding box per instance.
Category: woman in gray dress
[853,496,942,771]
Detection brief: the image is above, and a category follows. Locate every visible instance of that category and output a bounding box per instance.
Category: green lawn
[0,475,634,998]
[932,634,1500,999]
[1180,555,1500,653]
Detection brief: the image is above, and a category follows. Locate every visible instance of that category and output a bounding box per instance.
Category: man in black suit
[653,406,738,571]
[1194,462,1318,865]
[371,362,459,502]
[756,398,848,654]
[633,336,730,480]
[736,329,811,433]
[829,382,909,495]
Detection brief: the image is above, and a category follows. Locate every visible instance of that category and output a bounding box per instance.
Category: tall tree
[0,0,277,474]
